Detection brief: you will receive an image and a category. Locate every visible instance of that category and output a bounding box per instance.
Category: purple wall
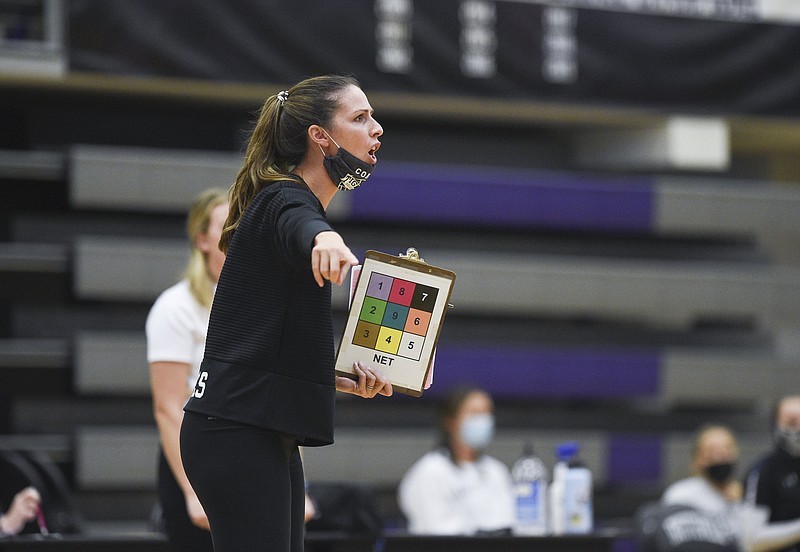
[351,163,655,232]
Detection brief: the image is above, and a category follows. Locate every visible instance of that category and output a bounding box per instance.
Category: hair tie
[276,90,289,106]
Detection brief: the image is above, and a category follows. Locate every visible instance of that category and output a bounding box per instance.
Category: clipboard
[335,248,456,397]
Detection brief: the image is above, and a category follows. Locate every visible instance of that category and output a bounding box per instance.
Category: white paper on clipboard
[349,264,435,390]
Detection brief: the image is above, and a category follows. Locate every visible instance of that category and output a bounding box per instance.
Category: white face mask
[459,413,495,450]
[775,427,800,457]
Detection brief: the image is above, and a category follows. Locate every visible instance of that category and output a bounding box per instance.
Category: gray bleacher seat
[0,149,65,181]
[74,426,158,491]
[72,236,185,301]
[65,145,800,254]
[0,242,68,274]
[0,338,69,369]
[69,144,241,212]
[73,331,149,396]
[71,233,800,329]
[67,325,799,407]
[661,352,799,407]
[361,250,800,330]
[655,177,800,241]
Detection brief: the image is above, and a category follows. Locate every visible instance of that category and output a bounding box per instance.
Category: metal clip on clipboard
[399,247,425,264]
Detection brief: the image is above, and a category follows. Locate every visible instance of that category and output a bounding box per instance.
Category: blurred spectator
[0,450,82,537]
[398,385,515,535]
[638,424,800,552]
[147,188,228,551]
[0,487,40,538]
[744,396,800,552]
[662,424,743,511]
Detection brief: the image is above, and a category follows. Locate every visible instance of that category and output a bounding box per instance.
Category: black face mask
[319,130,374,191]
[775,427,800,457]
[704,462,735,483]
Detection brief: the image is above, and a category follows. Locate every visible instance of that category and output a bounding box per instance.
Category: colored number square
[411,284,438,312]
[360,297,387,324]
[404,308,431,336]
[382,303,409,330]
[389,278,415,306]
[398,332,424,361]
[352,320,380,349]
[375,326,402,355]
[366,272,393,300]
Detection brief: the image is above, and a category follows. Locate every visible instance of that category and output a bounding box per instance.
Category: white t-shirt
[398,448,516,535]
[145,280,210,391]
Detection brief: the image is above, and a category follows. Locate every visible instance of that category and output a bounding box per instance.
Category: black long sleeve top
[184,179,338,446]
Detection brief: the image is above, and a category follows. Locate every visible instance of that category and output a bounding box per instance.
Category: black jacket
[185,180,337,446]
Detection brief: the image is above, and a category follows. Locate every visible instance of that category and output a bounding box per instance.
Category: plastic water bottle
[563,444,593,534]
[550,442,593,535]
[511,444,549,535]
[549,445,569,535]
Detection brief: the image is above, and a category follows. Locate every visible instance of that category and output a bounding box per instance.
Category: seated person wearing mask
[662,424,743,512]
[745,395,800,552]
[661,424,800,552]
[398,385,514,535]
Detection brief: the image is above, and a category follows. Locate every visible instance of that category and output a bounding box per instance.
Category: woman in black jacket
[181,74,392,552]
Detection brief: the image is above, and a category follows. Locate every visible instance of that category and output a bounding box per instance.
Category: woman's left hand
[336,362,393,398]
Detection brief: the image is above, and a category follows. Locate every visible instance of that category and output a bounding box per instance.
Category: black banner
[68,0,800,116]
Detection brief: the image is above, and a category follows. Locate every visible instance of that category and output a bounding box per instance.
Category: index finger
[311,249,325,287]
[335,259,357,286]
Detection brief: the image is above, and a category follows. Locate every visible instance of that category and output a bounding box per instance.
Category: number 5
[192,371,208,398]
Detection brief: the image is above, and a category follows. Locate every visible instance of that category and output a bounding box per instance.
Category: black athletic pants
[157,449,214,552]
[180,411,306,552]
